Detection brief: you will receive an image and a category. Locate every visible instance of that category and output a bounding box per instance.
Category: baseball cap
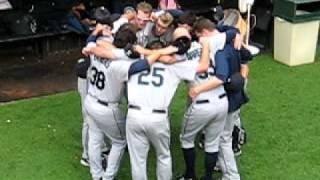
[210,5,224,23]
[94,6,111,25]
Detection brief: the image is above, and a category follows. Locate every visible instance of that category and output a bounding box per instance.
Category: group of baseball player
[76,2,252,180]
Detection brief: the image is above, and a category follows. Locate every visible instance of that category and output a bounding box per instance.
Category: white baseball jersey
[127,61,198,109]
[209,33,226,63]
[87,52,133,103]
[185,36,226,101]
[112,17,129,34]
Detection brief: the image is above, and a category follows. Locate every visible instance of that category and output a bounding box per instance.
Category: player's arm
[189,51,229,100]
[128,46,178,76]
[134,45,178,63]
[82,46,117,59]
[134,45,154,56]
[196,37,210,73]
[241,64,249,79]
[239,46,252,79]
[96,39,115,49]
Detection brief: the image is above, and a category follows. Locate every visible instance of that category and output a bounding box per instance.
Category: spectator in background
[112,6,136,34]
[158,0,180,10]
[0,0,12,10]
[0,0,13,35]
[158,0,183,18]
[67,1,95,34]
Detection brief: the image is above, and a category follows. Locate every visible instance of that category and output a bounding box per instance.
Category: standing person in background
[158,0,183,18]
[0,0,12,10]
[158,0,180,10]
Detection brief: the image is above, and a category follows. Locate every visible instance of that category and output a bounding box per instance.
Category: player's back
[127,61,197,110]
[87,55,133,103]
[186,41,226,101]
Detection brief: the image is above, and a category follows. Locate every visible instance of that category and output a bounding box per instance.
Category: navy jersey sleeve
[86,35,98,44]
[214,51,230,83]
[128,59,150,77]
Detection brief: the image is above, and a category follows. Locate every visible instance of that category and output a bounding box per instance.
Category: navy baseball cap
[95,6,111,25]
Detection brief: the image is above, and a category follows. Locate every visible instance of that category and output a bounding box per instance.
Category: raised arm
[128,46,178,76]
[83,46,117,59]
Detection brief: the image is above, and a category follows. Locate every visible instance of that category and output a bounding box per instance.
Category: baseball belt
[128,104,166,114]
[195,93,227,104]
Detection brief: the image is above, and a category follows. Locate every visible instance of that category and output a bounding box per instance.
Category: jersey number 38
[90,66,105,90]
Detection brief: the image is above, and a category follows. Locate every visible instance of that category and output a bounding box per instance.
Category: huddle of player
[77,2,252,180]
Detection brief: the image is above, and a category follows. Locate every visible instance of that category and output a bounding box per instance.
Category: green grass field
[1,52,320,180]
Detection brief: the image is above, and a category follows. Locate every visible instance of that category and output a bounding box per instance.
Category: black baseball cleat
[213,165,221,172]
[233,145,242,157]
[199,177,213,180]
[102,149,110,159]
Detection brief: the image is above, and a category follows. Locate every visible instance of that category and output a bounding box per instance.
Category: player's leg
[87,115,105,180]
[148,114,172,180]
[81,106,90,165]
[218,110,241,180]
[126,110,150,180]
[179,104,212,179]
[202,99,228,180]
[102,107,127,180]
[78,77,90,165]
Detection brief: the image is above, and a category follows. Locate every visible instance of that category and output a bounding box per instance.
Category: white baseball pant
[84,95,126,180]
[126,107,172,180]
[219,109,241,180]
[78,77,89,160]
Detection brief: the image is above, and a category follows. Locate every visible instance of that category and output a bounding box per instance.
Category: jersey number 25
[138,67,165,87]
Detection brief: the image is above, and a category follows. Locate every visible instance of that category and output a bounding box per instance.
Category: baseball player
[179,18,237,180]
[188,44,251,180]
[77,18,116,167]
[76,57,91,167]
[82,25,136,180]
[125,27,210,180]
[77,57,111,168]
[82,23,179,180]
